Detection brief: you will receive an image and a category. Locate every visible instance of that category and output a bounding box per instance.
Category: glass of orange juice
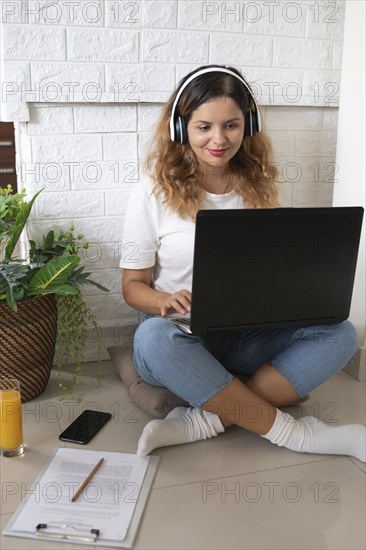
[0,378,24,457]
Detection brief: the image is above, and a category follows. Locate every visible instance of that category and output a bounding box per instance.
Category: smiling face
[186,96,245,173]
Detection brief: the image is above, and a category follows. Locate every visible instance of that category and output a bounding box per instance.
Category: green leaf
[4,189,43,260]
[0,262,29,311]
[81,278,109,293]
[68,265,109,292]
[27,256,80,296]
[49,283,79,296]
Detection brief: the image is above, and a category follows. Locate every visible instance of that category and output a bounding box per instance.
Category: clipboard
[3,448,160,548]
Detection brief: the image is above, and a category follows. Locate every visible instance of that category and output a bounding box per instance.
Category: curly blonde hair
[144,65,279,220]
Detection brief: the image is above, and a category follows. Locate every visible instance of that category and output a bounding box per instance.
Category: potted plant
[0,186,108,401]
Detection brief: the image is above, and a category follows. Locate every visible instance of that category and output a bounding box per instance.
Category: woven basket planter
[0,294,58,402]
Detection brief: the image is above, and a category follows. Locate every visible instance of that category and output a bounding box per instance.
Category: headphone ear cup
[174,115,188,144]
[244,110,253,137]
[244,109,260,137]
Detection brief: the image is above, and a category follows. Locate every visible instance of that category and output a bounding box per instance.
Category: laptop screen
[190,207,364,335]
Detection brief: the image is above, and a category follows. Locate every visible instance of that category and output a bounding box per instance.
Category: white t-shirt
[120,177,245,293]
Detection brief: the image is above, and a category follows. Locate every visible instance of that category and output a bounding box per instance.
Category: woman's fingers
[161,299,186,316]
[160,290,192,316]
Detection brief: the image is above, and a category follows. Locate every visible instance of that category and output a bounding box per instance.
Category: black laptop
[169,207,364,335]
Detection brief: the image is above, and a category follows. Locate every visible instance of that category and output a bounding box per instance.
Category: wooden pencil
[71,457,104,503]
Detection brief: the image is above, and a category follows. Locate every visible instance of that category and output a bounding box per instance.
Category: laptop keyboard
[166,316,192,334]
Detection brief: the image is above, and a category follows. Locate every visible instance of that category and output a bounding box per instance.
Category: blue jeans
[133,313,358,408]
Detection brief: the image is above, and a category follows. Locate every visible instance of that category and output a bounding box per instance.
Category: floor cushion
[107,345,189,418]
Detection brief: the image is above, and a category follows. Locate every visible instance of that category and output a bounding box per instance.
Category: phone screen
[59,410,112,444]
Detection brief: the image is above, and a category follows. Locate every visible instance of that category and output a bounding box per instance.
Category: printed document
[10,448,151,543]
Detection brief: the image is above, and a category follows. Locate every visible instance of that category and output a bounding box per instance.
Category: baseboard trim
[343,346,366,381]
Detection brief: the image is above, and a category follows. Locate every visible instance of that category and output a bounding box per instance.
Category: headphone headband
[169,67,261,142]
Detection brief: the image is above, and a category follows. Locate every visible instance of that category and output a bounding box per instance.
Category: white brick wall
[1,0,346,358]
[1,0,345,117]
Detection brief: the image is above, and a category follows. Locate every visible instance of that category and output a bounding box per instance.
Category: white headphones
[169,67,261,144]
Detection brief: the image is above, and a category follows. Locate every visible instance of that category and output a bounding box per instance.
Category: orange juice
[0,389,23,452]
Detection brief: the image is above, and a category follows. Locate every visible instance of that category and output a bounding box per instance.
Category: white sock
[262,408,366,462]
[137,406,225,456]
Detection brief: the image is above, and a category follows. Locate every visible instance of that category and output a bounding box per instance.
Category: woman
[121,65,365,462]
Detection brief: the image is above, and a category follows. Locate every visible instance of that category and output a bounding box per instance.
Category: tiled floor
[1,360,365,550]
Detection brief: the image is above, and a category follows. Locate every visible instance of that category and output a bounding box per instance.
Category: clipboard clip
[36,523,100,542]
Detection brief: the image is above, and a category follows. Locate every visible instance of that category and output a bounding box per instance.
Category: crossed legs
[134,317,365,461]
[203,363,299,430]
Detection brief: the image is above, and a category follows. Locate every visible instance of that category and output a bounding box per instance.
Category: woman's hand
[158,289,192,317]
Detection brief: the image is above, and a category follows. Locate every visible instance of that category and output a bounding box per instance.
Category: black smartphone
[59,410,112,444]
